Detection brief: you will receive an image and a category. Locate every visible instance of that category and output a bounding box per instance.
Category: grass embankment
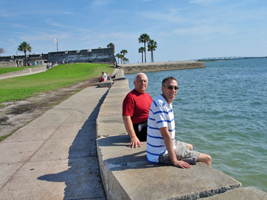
[0,67,28,75]
[0,66,43,75]
[0,63,113,103]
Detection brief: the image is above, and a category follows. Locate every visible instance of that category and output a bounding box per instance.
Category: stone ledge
[117,61,205,74]
[0,65,46,79]
[205,187,267,200]
[96,67,267,199]
[98,80,114,88]
[97,135,242,200]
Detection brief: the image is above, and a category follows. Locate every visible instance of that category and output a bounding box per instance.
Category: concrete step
[96,73,267,200]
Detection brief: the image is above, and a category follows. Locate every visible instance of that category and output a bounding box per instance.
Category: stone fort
[0,46,116,67]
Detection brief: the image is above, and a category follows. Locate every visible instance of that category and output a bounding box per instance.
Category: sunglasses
[167,86,179,90]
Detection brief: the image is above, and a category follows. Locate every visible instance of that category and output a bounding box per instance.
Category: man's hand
[173,160,191,169]
[123,115,142,148]
[129,136,142,148]
[159,127,191,169]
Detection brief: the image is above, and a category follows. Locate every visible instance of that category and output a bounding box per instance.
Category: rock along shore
[117,60,205,74]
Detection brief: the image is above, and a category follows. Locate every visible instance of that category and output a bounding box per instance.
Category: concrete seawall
[96,68,267,199]
[0,66,47,80]
[117,61,205,74]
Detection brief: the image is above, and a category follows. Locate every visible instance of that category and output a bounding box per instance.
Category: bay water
[125,58,267,192]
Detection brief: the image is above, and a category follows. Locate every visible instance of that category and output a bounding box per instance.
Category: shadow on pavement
[38,88,109,199]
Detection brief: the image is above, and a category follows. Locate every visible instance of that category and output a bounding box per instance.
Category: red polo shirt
[122,89,152,124]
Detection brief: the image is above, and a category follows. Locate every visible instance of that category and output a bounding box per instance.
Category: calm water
[125,58,267,192]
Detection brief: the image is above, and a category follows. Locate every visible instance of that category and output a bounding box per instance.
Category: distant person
[102,71,107,81]
[147,77,212,168]
[122,73,153,148]
[46,63,49,70]
[100,75,105,82]
[114,61,117,68]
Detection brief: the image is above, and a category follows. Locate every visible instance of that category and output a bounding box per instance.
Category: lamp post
[54,38,58,51]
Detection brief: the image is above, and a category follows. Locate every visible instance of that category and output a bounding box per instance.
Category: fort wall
[47,48,115,64]
[0,47,116,67]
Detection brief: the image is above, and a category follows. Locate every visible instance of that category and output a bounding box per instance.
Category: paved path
[0,86,108,199]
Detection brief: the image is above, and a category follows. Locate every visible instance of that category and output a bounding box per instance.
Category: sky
[0,0,266,63]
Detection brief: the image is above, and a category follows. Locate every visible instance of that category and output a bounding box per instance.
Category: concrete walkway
[0,86,108,199]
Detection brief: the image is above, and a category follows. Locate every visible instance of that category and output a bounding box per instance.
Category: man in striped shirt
[147,77,212,168]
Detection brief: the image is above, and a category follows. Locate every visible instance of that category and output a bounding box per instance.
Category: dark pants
[133,121,147,141]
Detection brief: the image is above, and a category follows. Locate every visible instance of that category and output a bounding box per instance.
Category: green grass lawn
[0,67,28,75]
[0,66,43,75]
[0,63,113,103]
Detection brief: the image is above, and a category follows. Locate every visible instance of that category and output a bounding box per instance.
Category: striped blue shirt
[146,94,175,163]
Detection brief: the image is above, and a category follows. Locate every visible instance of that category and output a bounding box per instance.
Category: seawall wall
[117,60,205,74]
[0,66,46,80]
[96,67,267,199]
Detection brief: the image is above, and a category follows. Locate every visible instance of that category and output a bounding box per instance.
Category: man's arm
[123,115,142,148]
[159,127,191,168]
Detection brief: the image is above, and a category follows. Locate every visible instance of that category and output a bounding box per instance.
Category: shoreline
[117,60,205,74]
[96,68,267,199]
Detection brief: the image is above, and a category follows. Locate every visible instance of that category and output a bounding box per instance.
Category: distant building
[28,57,47,67]
[0,46,116,67]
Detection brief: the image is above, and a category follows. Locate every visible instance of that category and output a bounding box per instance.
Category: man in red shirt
[122,73,153,148]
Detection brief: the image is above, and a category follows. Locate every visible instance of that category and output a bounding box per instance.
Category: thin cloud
[173,25,234,36]
[45,19,67,28]
[91,0,110,8]
[17,32,71,42]
[190,0,224,4]
[141,9,186,24]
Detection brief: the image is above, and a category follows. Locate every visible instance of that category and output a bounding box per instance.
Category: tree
[18,41,32,66]
[120,49,128,57]
[138,33,150,63]
[107,43,114,48]
[122,57,129,64]
[116,53,124,64]
[0,48,5,55]
[107,43,115,53]
[115,53,120,63]
[118,54,124,64]
[138,47,145,63]
[148,39,157,62]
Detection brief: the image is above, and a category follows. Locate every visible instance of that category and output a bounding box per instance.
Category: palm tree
[18,41,32,66]
[120,49,128,57]
[118,54,124,64]
[107,43,114,48]
[107,43,115,53]
[0,48,5,55]
[115,53,120,63]
[122,57,129,64]
[138,33,150,63]
[138,47,145,63]
[148,39,157,62]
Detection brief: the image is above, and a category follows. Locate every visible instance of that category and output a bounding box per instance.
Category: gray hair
[133,73,148,83]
